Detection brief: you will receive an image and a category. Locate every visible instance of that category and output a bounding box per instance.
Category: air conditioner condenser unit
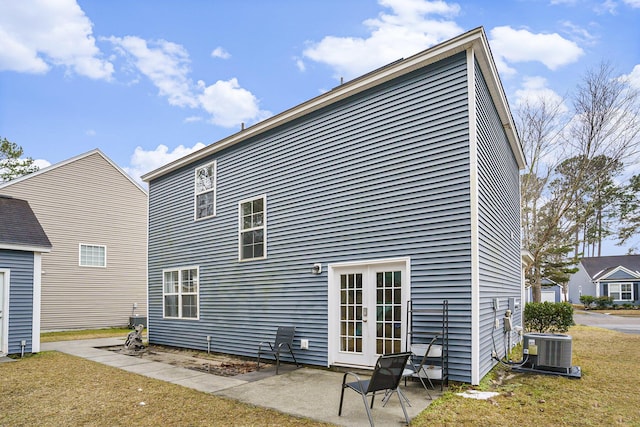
[512,333,581,378]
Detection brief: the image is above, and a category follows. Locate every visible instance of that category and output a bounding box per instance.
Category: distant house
[526,278,564,303]
[0,195,52,355]
[0,149,148,331]
[568,255,640,305]
[142,27,525,385]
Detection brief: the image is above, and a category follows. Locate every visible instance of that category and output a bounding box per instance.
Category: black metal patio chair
[257,326,300,374]
[338,352,412,426]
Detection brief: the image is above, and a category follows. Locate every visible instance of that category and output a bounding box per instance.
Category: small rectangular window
[239,195,266,261]
[79,244,106,267]
[609,283,633,301]
[163,267,199,319]
[195,161,216,220]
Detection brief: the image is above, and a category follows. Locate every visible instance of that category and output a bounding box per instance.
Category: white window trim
[608,282,634,301]
[194,160,217,221]
[238,194,267,261]
[0,268,9,356]
[78,244,107,268]
[162,266,200,320]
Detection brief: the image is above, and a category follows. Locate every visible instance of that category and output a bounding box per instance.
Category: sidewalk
[42,338,440,426]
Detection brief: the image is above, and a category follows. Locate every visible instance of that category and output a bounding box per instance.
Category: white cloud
[489,26,584,74]
[0,0,113,79]
[295,57,306,72]
[559,21,597,46]
[514,76,567,113]
[85,129,96,136]
[106,36,268,128]
[124,142,207,182]
[183,116,203,123]
[596,0,618,14]
[106,36,198,108]
[34,159,52,170]
[623,0,640,7]
[211,46,230,59]
[198,78,271,128]
[621,64,640,90]
[302,0,463,80]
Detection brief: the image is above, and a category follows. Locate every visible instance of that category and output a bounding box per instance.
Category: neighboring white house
[567,255,640,305]
[0,149,148,331]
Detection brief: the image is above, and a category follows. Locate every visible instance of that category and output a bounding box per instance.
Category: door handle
[362,307,368,322]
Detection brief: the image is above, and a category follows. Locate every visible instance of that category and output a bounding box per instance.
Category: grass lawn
[2,325,639,426]
[40,327,133,343]
[0,352,328,426]
[413,325,640,426]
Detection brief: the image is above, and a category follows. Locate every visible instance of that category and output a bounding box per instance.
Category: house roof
[0,148,147,195]
[0,195,52,252]
[142,26,524,183]
[580,255,640,280]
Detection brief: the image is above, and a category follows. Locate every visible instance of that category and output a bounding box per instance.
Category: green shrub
[579,295,596,309]
[524,301,574,333]
[594,296,614,309]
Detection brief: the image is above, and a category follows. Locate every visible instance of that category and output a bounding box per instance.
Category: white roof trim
[142,26,524,183]
[0,243,51,253]
[594,265,640,281]
[0,148,147,195]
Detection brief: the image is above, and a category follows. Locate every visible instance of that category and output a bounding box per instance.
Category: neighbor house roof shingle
[0,194,52,251]
[580,255,640,280]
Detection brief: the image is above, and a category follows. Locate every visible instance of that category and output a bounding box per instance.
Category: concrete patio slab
[40,338,441,426]
[173,373,248,393]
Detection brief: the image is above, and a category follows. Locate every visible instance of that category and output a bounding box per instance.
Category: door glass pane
[376,270,402,355]
[340,273,364,354]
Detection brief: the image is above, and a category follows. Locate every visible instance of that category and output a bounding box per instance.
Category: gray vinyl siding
[148,52,474,374]
[0,249,35,355]
[568,265,595,302]
[0,152,147,331]
[475,60,522,379]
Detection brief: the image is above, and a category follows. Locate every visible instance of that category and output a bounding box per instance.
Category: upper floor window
[239,195,266,260]
[79,244,106,267]
[163,267,199,319]
[195,161,216,220]
[609,283,633,301]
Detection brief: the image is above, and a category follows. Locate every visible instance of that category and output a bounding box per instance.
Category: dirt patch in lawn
[105,344,270,377]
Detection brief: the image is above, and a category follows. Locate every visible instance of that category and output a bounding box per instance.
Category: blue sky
[1,0,639,252]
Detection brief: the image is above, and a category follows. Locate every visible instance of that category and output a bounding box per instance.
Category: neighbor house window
[195,161,216,220]
[239,195,266,260]
[163,267,199,319]
[79,244,106,267]
[609,283,633,301]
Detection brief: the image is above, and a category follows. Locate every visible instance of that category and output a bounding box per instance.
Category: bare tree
[519,62,640,302]
[517,95,567,302]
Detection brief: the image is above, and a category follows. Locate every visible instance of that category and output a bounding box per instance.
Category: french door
[328,259,409,368]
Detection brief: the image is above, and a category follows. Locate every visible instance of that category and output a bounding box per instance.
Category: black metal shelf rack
[406,299,449,390]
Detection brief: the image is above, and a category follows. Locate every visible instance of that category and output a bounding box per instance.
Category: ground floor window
[163,267,199,319]
[609,283,633,301]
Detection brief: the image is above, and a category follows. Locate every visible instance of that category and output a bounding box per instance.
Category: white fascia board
[0,244,51,253]
[598,265,640,280]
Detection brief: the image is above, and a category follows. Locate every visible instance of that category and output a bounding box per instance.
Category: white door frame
[0,269,9,356]
[327,257,410,368]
